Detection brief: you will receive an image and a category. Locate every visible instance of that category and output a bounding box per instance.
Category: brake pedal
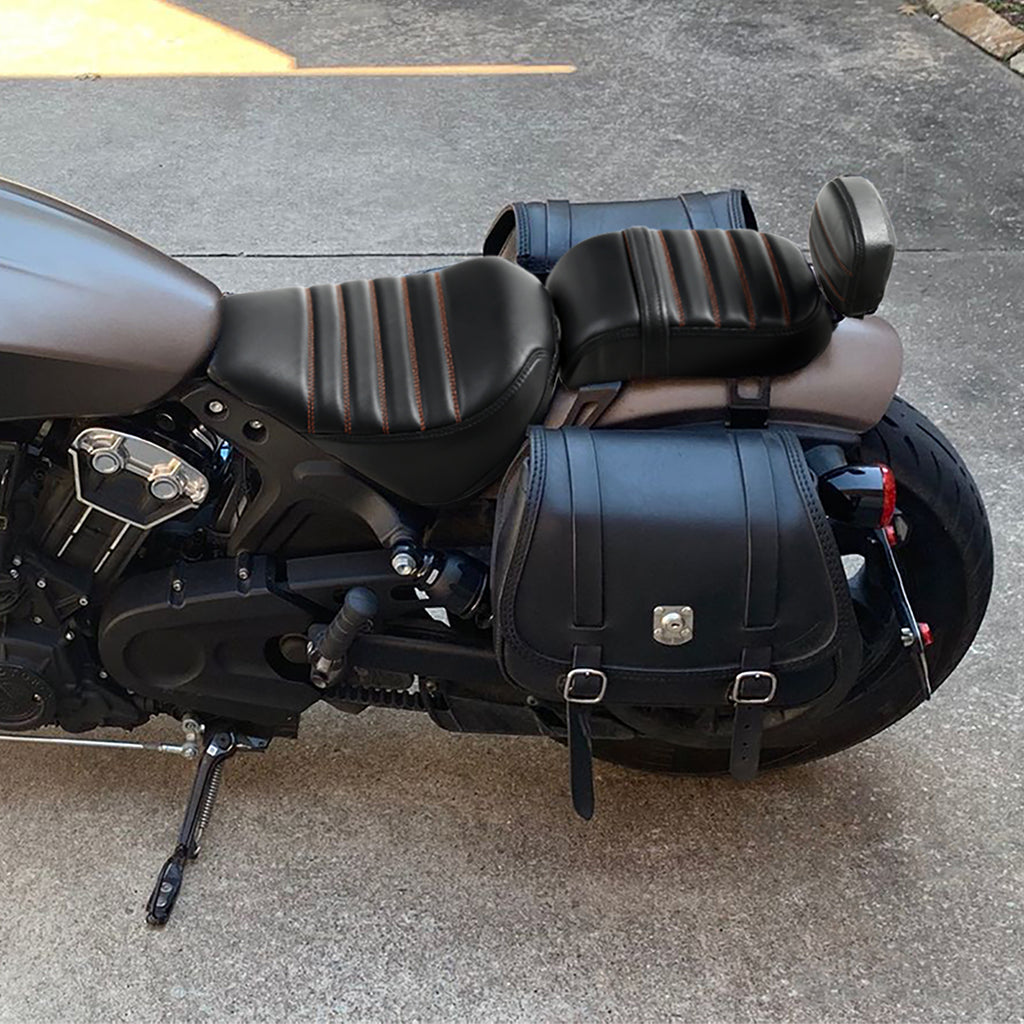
[145,730,269,926]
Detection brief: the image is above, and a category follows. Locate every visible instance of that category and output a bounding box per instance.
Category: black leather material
[483,190,757,278]
[492,426,862,708]
[729,648,773,782]
[208,257,558,507]
[566,644,603,820]
[809,176,895,318]
[546,228,834,388]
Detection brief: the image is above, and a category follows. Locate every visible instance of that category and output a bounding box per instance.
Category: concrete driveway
[0,2,1022,1021]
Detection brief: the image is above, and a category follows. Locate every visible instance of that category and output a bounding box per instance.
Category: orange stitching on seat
[760,233,791,327]
[336,284,351,434]
[658,231,685,325]
[692,231,720,327]
[402,277,426,431]
[814,205,852,276]
[434,272,461,423]
[305,288,316,434]
[369,280,389,434]
[727,233,756,328]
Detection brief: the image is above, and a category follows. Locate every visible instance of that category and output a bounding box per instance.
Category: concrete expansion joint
[922,0,1024,71]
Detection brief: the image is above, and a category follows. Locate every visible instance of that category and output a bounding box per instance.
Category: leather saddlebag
[483,189,756,278]
[491,426,862,817]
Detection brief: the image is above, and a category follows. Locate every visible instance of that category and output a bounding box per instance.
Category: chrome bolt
[35,578,46,589]
[206,400,226,416]
[11,555,22,567]
[78,596,89,607]
[64,630,75,642]
[149,476,183,502]
[901,627,915,648]
[249,420,263,430]
[8,568,18,580]
[91,448,125,475]
[237,567,250,581]
[32,616,43,625]
[391,551,418,577]
[98,669,108,679]
[171,579,183,593]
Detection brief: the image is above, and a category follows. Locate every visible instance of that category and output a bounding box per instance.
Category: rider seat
[208,258,558,507]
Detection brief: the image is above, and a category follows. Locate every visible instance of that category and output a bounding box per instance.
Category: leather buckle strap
[565,644,603,820]
[729,651,774,783]
[564,667,608,704]
[730,670,777,705]
[727,434,779,783]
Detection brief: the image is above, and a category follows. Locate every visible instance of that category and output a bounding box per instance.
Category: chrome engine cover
[60,428,210,571]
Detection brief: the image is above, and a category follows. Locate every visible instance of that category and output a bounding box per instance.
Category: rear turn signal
[818,463,897,529]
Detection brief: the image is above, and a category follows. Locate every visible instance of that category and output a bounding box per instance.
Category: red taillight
[884,524,898,548]
[918,622,934,647]
[879,464,896,527]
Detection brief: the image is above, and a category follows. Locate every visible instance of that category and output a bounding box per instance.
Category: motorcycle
[0,176,992,925]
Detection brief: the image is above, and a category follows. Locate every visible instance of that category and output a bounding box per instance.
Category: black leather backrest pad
[809,176,895,318]
[546,228,834,387]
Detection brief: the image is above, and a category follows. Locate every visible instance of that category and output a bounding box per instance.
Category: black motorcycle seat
[546,227,834,388]
[208,257,557,507]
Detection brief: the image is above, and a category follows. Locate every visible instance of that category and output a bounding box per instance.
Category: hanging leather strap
[565,644,605,820]
[562,428,605,819]
[729,646,776,781]
[729,432,780,781]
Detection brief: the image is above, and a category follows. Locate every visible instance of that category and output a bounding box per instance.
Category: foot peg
[308,586,379,689]
[146,730,269,926]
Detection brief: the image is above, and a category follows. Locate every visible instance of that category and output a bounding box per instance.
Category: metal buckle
[563,667,608,705]
[730,670,777,705]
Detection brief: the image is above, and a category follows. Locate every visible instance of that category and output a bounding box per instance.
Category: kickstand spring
[145,730,269,926]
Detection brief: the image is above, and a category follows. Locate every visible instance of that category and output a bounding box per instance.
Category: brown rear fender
[546,315,903,434]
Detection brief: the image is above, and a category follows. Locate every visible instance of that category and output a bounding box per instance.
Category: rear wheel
[592,397,993,775]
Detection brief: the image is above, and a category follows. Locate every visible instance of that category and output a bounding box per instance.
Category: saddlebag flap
[483,190,756,278]
[491,426,861,815]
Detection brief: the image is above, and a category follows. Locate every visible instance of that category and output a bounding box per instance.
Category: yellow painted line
[5,65,578,79]
[0,0,575,78]
[240,63,576,77]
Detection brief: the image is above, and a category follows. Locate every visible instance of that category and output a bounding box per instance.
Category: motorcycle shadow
[2,704,926,940]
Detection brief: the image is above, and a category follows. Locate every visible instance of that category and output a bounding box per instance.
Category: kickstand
[145,730,269,926]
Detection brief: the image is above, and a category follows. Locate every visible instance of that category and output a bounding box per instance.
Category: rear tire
[592,397,994,776]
